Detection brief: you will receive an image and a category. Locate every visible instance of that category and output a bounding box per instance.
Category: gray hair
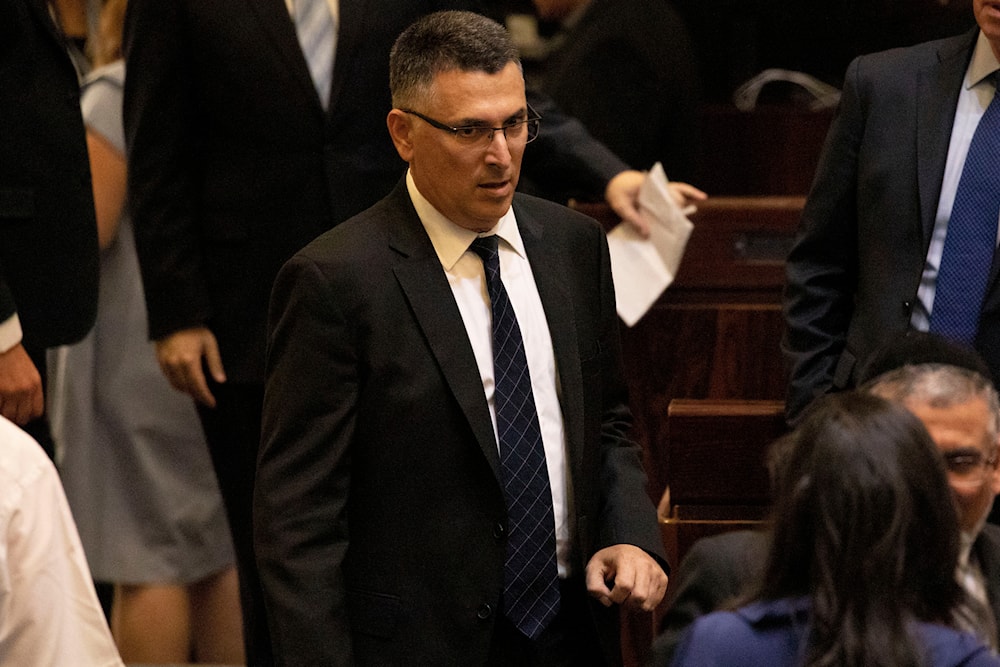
[865,363,1000,447]
[389,11,520,108]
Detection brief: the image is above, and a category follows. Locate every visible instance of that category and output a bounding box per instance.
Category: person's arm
[782,56,866,423]
[581,226,669,607]
[255,252,357,667]
[122,0,221,403]
[524,90,705,236]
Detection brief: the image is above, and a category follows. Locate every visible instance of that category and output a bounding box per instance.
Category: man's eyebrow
[454,108,528,127]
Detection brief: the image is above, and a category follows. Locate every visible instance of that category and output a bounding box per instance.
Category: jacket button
[477,603,493,620]
[492,522,505,539]
[902,300,911,313]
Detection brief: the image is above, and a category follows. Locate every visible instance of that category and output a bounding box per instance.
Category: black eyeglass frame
[400,105,541,145]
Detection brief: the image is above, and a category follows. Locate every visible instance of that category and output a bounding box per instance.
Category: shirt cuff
[0,314,23,354]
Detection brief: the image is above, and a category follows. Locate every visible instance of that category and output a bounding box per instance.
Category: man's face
[905,396,1000,533]
[975,0,1000,60]
[391,62,528,233]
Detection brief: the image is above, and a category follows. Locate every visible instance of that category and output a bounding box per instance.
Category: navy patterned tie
[469,235,560,640]
[930,72,1000,345]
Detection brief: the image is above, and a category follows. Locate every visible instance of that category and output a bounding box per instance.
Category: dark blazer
[782,29,985,420]
[537,0,701,181]
[122,0,628,384]
[0,0,98,350]
[255,181,666,666]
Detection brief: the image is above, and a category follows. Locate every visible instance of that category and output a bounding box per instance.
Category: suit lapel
[327,0,366,114]
[517,205,586,479]
[388,188,502,480]
[916,30,974,246]
[25,0,75,63]
[246,0,324,111]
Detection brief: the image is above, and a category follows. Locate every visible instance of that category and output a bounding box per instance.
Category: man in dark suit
[0,0,98,448]
[121,1,679,662]
[783,2,1000,422]
[653,359,1000,663]
[122,2,693,661]
[254,11,668,665]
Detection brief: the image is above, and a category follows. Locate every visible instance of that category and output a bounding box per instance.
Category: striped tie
[469,235,560,640]
[292,0,335,109]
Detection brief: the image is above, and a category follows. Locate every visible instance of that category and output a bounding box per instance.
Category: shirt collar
[405,169,525,271]
[966,31,1000,90]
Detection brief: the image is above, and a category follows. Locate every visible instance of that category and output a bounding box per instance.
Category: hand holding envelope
[607,163,695,326]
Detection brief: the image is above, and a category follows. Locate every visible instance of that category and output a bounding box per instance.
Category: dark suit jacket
[651,524,1000,665]
[122,0,628,384]
[537,0,701,181]
[782,29,987,421]
[651,530,767,665]
[0,0,98,350]
[255,181,666,666]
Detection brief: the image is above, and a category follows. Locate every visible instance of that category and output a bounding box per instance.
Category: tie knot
[469,235,500,263]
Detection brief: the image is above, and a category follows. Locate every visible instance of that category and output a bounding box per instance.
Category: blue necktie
[292,0,335,109]
[930,72,1000,345]
[469,235,560,640]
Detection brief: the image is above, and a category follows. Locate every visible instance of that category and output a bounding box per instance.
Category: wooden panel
[621,306,786,500]
[663,399,786,508]
[698,105,834,196]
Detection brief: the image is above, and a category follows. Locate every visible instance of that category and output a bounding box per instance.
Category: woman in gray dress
[47,0,243,661]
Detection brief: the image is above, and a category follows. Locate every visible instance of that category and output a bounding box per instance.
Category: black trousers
[196,380,273,667]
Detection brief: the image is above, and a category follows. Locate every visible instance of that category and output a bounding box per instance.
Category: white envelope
[607,162,694,326]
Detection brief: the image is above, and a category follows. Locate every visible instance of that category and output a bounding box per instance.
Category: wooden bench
[659,398,786,566]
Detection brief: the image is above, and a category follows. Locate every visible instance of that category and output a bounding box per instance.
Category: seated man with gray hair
[652,334,1000,663]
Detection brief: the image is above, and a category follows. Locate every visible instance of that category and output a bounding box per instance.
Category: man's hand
[155,326,226,408]
[585,544,668,612]
[605,170,707,238]
[0,343,43,424]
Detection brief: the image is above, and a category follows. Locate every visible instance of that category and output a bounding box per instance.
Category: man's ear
[386,109,414,162]
[991,438,1000,496]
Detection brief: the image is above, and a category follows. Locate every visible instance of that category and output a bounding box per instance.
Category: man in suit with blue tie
[254,11,668,665]
[123,2,692,662]
[784,1,1000,422]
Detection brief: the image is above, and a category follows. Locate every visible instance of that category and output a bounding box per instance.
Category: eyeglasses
[401,106,541,147]
[943,449,998,484]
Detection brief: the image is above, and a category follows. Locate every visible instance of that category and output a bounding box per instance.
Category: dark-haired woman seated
[671,392,1000,667]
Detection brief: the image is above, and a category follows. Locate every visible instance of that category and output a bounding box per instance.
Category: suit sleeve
[122,0,212,340]
[592,228,667,567]
[782,56,865,422]
[255,253,357,666]
[521,88,630,203]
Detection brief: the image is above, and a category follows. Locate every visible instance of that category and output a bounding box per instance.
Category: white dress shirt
[0,416,123,666]
[406,171,576,576]
[912,31,1000,330]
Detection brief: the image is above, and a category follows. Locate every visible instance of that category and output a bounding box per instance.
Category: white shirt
[406,171,576,576]
[0,314,22,355]
[0,416,123,667]
[912,31,1000,330]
